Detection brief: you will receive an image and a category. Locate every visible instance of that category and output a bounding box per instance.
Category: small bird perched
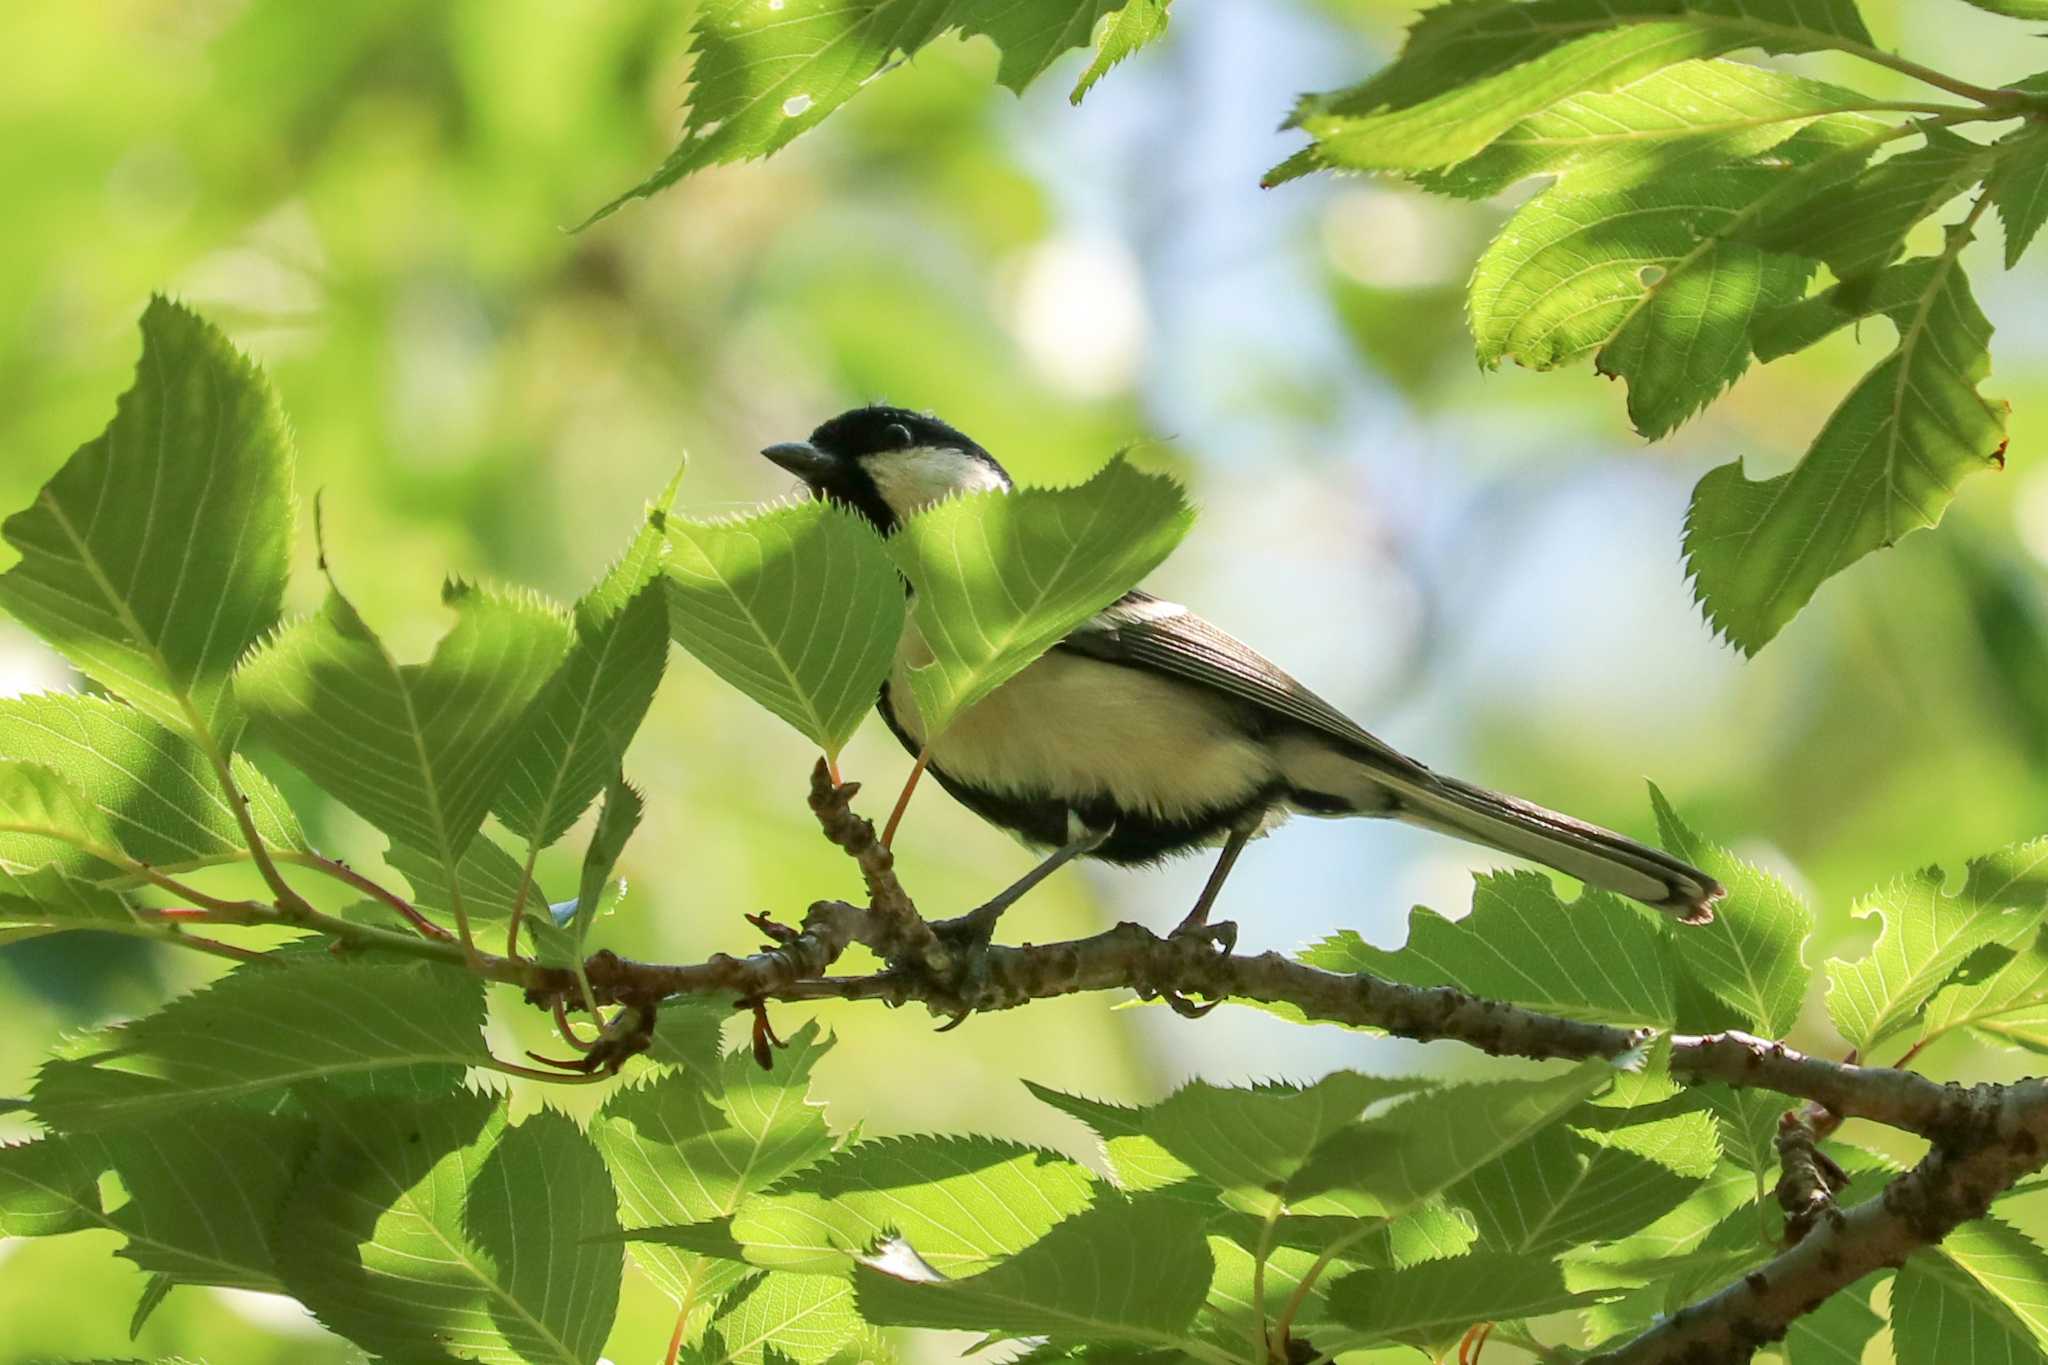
[763,405,1722,945]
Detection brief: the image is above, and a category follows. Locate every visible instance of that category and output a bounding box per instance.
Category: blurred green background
[2,1,2046,1360]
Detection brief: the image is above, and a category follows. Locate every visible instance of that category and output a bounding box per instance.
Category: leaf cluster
[600,0,2048,654]
[6,294,2048,1360]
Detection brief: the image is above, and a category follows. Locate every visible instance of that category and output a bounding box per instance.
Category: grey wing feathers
[1057,592,1430,779]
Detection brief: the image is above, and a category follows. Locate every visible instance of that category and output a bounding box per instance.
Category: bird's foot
[1168,916,1238,955]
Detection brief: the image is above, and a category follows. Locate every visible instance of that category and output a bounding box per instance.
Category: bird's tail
[1387,773,1722,923]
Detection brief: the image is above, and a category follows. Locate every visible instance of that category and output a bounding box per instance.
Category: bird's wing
[1056,591,1431,780]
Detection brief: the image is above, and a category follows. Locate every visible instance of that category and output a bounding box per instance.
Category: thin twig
[277,849,454,941]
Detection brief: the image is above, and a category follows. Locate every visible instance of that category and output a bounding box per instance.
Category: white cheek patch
[864,446,1009,520]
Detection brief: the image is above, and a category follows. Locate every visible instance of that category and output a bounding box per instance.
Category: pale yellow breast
[888,624,1278,824]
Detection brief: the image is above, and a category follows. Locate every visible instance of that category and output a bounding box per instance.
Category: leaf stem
[1270,1222,1377,1350]
[1826,41,2033,111]
[506,836,545,963]
[1249,1205,1283,1363]
[881,747,930,849]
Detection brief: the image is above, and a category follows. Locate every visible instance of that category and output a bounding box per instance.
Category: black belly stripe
[874,680,1283,866]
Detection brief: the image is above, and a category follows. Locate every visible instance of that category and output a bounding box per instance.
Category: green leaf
[1423,59,1887,199]
[1304,870,1677,1025]
[97,1109,315,1293]
[0,863,131,933]
[591,0,1150,221]
[1782,1273,1884,1365]
[593,1026,835,1304]
[1469,119,1881,440]
[731,1134,1099,1274]
[279,1095,620,1365]
[1325,1253,1607,1350]
[0,757,135,877]
[1958,0,2048,17]
[0,1137,106,1237]
[0,693,303,877]
[1917,1214,2048,1354]
[1697,1086,1785,1208]
[388,832,536,924]
[1136,1073,1430,1214]
[855,1196,1212,1347]
[1651,785,1811,1035]
[1283,0,1874,178]
[1993,125,2048,268]
[0,298,293,742]
[1070,0,1170,103]
[707,1271,878,1365]
[32,958,490,1130]
[495,485,674,848]
[1023,1081,1198,1194]
[1686,254,2008,653]
[663,500,903,761]
[1898,1224,2048,1364]
[240,577,571,909]
[1453,1103,1720,1254]
[1292,1058,1624,1219]
[559,775,642,961]
[890,456,1194,738]
[0,1116,313,1296]
[1749,127,1992,280]
[1829,845,2046,1055]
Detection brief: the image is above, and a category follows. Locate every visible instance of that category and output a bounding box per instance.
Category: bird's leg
[1173,824,1253,942]
[935,825,1111,946]
[1155,826,1255,1019]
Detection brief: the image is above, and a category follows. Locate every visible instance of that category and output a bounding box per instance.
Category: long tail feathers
[1389,774,1723,924]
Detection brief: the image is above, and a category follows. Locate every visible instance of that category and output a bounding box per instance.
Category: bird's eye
[885,422,914,449]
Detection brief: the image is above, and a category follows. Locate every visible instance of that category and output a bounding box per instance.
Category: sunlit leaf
[240,577,571,914]
[707,1271,879,1365]
[97,1109,314,1293]
[279,1095,620,1365]
[1469,120,1879,440]
[0,693,302,877]
[1326,1253,1607,1350]
[1291,1058,1623,1218]
[1305,869,1677,1025]
[1993,124,2048,268]
[0,297,292,742]
[1687,254,2008,653]
[0,1137,106,1237]
[1826,842,2046,1055]
[593,0,1160,220]
[1281,0,1874,178]
[496,482,673,848]
[1424,59,1884,199]
[1023,1081,1198,1194]
[1136,1073,1429,1214]
[1071,0,1170,103]
[595,1026,835,1305]
[1651,785,1811,1035]
[855,1197,1212,1347]
[1747,127,1991,280]
[663,499,902,760]
[32,958,490,1130]
[1453,1103,1720,1254]
[890,456,1194,738]
[731,1133,1099,1274]
[1782,1273,1885,1365]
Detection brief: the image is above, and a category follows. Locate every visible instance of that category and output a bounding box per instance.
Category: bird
[762,404,1723,951]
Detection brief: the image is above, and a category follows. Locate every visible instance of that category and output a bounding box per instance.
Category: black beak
[761,441,836,485]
